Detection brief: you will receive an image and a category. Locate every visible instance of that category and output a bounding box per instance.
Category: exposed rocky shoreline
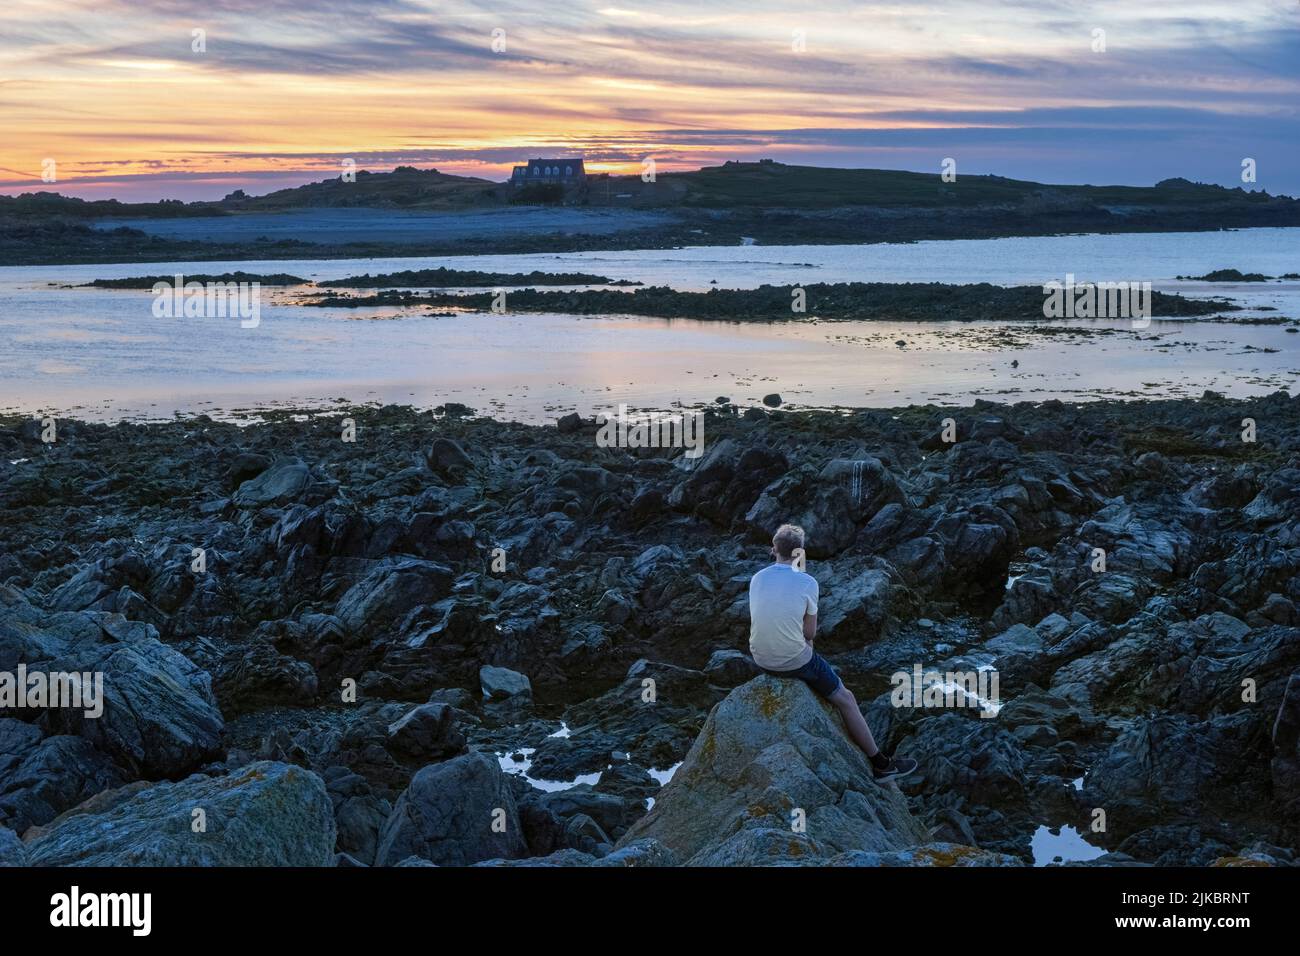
[300,282,1236,323]
[79,268,637,290]
[2,395,1298,867]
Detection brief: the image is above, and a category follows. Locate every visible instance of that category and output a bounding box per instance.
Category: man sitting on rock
[749,523,918,781]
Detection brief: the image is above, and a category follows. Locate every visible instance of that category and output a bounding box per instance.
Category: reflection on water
[2,230,1298,422]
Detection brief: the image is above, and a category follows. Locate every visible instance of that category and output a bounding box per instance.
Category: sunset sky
[3,0,1299,201]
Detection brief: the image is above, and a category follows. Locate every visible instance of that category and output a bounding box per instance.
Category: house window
[565,166,572,175]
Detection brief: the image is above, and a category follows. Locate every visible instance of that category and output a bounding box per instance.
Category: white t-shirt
[748,563,818,671]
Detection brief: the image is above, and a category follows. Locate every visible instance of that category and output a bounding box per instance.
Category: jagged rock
[375,752,526,866]
[985,623,1043,656]
[386,702,466,760]
[616,676,928,864]
[9,400,1300,867]
[0,589,225,779]
[704,649,760,686]
[563,812,611,854]
[817,560,915,644]
[479,665,534,721]
[227,452,271,488]
[1087,712,1270,838]
[0,825,26,866]
[427,437,473,476]
[23,762,335,866]
[1273,673,1300,811]
[232,457,316,507]
[322,766,391,866]
[335,558,454,632]
[57,631,224,777]
[1244,469,1300,524]
[669,439,787,527]
[0,720,126,833]
[827,842,1025,867]
[746,457,904,557]
[995,686,1091,739]
[213,639,318,717]
[533,788,643,842]
[475,838,677,867]
[894,713,1032,813]
[479,665,532,702]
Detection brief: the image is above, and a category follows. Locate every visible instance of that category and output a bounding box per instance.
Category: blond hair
[772,523,805,559]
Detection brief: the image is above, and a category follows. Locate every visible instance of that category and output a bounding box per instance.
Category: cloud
[2,0,1296,200]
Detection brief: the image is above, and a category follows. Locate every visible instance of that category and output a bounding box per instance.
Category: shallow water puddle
[1031,824,1105,866]
[496,747,602,792]
[644,762,684,811]
[648,762,682,786]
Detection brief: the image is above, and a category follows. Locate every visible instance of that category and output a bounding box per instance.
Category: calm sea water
[1,228,1297,423]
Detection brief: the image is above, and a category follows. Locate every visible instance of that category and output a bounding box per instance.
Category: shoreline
[3,393,1298,865]
[6,213,1300,269]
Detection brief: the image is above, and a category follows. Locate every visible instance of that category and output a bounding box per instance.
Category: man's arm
[804,580,819,645]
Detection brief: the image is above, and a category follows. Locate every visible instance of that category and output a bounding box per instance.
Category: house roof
[513,158,586,176]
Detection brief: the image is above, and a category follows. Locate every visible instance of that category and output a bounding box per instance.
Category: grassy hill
[598,161,1288,210]
[214,166,499,211]
[6,161,1290,217]
[0,192,221,219]
[5,161,1297,265]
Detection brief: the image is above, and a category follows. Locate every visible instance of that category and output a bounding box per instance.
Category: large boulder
[335,558,454,633]
[232,457,317,507]
[0,721,126,833]
[375,752,526,866]
[1086,712,1271,839]
[816,559,916,645]
[426,437,473,477]
[616,676,928,865]
[479,665,533,711]
[22,762,335,866]
[385,703,466,761]
[746,458,905,558]
[0,590,224,779]
[669,439,788,528]
[46,620,226,778]
[1243,469,1300,524]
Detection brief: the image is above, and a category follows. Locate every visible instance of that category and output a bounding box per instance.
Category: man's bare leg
[828,684,880,757]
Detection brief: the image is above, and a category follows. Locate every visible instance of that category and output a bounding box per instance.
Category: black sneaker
[872,756,918,781]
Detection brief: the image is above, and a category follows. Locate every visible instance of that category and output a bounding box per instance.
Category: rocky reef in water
[1,394,1299,867]
[299,281,1236,323]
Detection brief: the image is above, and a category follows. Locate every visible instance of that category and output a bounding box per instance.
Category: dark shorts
[762,652,843,699]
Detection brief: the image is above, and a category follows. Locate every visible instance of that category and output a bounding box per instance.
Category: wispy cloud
[2,0,1297,199]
